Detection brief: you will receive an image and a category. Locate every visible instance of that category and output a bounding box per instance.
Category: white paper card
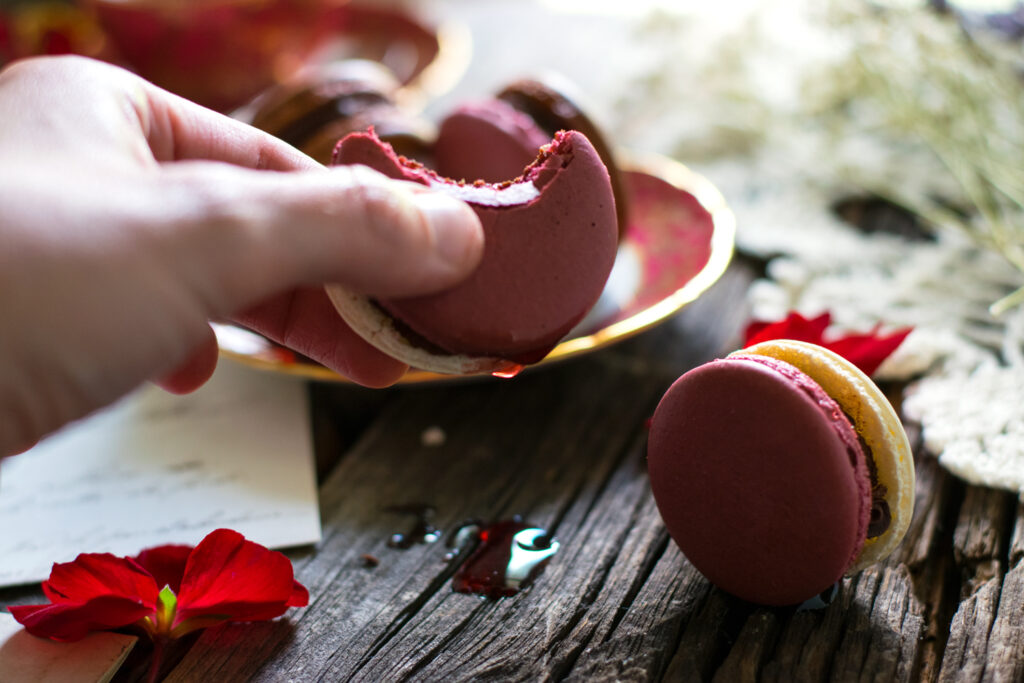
[0,612,136,683]
[0,361,321,587]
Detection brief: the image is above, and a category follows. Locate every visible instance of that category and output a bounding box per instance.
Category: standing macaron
[646,340,915,606]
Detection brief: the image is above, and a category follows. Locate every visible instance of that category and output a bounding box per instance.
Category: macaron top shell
[740,340,915,571]
[647,354,872,606]
[433,99,551,184]
[298,107,436,166]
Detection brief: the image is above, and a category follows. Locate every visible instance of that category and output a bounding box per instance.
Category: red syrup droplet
[492,363,525,379]
[384,503,441,549]
[451,518,559,599]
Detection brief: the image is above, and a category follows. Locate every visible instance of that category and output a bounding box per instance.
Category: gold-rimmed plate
[214,151,735,383]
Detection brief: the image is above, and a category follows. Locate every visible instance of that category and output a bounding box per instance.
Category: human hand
[0,55,483,456]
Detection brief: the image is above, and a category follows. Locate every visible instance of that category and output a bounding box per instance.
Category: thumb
[154,161,484,317]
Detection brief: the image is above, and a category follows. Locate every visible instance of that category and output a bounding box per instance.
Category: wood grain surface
[7,259,1020,682]
[2,257,1023,681]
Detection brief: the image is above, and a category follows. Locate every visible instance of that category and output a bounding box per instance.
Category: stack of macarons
[252,69,629,238]
[647,340,915,606]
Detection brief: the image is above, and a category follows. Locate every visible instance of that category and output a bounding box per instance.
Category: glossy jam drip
[444,519,483,562]
[384,503,441,549]
[492,363,525,379]
[451,518,559,598]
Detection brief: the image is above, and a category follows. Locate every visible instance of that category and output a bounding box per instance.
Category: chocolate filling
[275,91,392,148]
[862,442,892,539]
[370,299,450,356]
[368,299,555,367]
[842,411,891,539]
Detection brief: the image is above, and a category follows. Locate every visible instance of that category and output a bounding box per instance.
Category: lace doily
[611,1,1024,497]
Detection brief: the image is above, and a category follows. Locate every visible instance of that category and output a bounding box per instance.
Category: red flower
[743,311,911,376]
[9,529,308,642]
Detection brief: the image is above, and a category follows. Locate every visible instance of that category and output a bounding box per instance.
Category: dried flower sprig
[624,2,1024,313]
[814,4,1024,314]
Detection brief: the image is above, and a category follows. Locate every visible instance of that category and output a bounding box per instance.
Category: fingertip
[3,437,39,458]
[304,167,484,297]
[343,361,410,389]
[154,328,220,395]
[410,191,484,278]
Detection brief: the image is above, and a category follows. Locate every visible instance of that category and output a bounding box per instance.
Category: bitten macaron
[646,339,915,606]
[327,127,619,376]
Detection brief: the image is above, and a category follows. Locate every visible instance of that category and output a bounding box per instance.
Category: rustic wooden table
[130,259,1024,681]
[7,260,1023,681]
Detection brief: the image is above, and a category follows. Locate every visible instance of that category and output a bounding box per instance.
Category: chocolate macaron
[250,60,434,165]
[326,127,619,375]
[647,340,914,606]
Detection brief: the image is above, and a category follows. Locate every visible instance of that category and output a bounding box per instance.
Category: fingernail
[412,193,482,266]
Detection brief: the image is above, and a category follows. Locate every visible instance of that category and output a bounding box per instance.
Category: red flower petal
[41,553,159,607]
[743,311,911,376]
[9,595,155,642]
[743,311,831,348]
[134,544,193,594]
[173,529,306,628]
[287,580,309,608]
[11,530,308,643]
[826,326,912,377]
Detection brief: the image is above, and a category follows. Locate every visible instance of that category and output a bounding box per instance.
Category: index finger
[139,80,323,172]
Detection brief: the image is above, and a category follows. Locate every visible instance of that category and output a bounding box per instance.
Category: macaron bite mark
[326,128,618,376]
[647,340,914,606]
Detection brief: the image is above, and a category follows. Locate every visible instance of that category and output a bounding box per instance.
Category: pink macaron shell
[433,99,551,184]
[647,355,872,606]
[332,129,618,362]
